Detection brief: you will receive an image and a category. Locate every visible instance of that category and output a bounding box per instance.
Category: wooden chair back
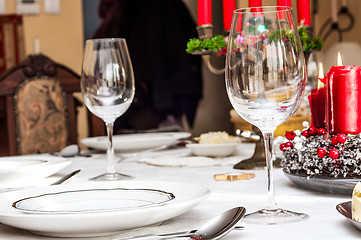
[0,54,104,155]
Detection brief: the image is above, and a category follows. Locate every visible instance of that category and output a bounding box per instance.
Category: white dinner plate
[0,181,210,237]
[81,132,191,152]
[0,155,70,188]
[186,143,239,157]
[13,188,174,214]
[0,159,47,170]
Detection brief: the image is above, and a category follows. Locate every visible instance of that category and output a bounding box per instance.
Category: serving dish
[284,171,361,195]
[186,143,238,157]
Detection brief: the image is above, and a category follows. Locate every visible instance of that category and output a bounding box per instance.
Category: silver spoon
[57,144,91,157]
[129,206,246,240]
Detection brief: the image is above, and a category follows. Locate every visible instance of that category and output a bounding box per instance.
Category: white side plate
[81,132,190,152]
[0,155,70,188]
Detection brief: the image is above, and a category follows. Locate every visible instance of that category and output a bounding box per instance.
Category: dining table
[0,141,358,240]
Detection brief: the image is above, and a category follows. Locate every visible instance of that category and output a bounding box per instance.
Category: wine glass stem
[106,122,116,175]
[263,131,278,210]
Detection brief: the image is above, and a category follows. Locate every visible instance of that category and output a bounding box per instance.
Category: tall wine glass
[81,38,135,181]
[225,6,308,224]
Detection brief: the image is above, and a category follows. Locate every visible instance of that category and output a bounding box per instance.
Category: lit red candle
[325,66,361,134]
[198,0,212,26]
[249,0,262,13]
[223,0,235,31]
[297,0,311,26]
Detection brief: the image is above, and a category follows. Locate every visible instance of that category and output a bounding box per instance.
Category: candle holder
[193,24,225,75]
[196,24,213,40]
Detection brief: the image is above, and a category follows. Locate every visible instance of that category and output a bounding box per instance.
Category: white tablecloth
[0,143,358,239]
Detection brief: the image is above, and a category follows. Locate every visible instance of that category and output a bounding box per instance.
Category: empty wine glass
[225,6,308,224]
[81,38,135,181]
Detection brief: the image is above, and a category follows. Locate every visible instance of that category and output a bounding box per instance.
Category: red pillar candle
[297,0,311,26]
[326,66,361,134]
[249,0,262,13]
[223,0,235,31]
[198,0,212,26]
[277,0,291,21]
[308,87,326,128]
[277,0,291,7]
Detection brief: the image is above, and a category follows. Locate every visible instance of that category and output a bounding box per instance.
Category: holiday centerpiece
[281,63,361,180]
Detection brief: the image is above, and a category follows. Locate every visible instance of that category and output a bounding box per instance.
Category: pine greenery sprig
[298,27,323,51]
[186,35,227,54]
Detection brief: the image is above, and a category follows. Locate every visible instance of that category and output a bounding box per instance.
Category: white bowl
[186,143,238,157]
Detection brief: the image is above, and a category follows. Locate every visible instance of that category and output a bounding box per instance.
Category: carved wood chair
[0,54,105,156]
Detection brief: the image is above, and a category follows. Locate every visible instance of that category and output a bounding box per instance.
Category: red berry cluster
[316,133,347,160]
[279,131,296,152]
[301,126,326,138]
[280,127,348,161]
[280,128,327,152]
[279,141,293,151]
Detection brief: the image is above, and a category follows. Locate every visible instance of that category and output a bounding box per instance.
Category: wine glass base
[90,172,134,181]
[243,208,309,225]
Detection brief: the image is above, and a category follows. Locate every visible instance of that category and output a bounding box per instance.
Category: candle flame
[317,62,324,90]
[318,62,324,79]
[337,52,343,66]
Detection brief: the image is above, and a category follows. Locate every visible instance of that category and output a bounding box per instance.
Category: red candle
[249,0,262,13]
[223,0,235,31]
[277,0,291,21]
[326,66,361,134]
[297,0,311,26]
[277,0,291,7]
[308,87,326,128]
[198,0,212,26]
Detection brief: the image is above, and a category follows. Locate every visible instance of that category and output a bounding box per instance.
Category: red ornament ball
[337,133,347,144]
[285,131,296,140]
[317,128,326,135]
[331,136,339,145]
[285,141,293,148]
[329,148,340,159]
[301,130,309,138]
[279,143,286,152]
[317,148,327,158]
[308,127,317,136]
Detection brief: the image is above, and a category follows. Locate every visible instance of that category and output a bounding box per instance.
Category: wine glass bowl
[226,6,308,224]
[81,38,135,181]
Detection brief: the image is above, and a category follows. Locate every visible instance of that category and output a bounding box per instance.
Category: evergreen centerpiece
[186,27,322,55]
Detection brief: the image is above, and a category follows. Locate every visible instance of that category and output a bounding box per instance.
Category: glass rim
[234,6,292,14]
[85,38,127,43]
